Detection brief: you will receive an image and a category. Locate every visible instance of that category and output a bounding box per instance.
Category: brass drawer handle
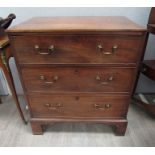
[97,44,118,55]
[44,103,63,110]
[95,75,101,81]
[39,75,59,84]
[105,104,111,109]
[34,45,55,55]
[94,103,111,110]
[95,75,114,85]
[53,75,59,81]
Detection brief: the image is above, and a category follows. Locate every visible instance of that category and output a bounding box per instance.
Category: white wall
[0,7,154,94]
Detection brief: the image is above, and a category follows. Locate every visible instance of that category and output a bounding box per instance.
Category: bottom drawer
[28,94,130,118]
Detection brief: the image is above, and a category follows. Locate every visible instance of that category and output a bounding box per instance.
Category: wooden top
[7,16,146,33]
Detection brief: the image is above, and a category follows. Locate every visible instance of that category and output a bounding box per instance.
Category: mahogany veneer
[7,17,147,135]
[21,67,136,93]
[28,93,129,118]
[12,35,142,64]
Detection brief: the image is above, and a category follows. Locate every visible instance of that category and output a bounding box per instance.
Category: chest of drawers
[7,17,147,135]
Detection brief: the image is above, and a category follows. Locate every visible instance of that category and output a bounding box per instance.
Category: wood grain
[12,35,143,64]
[28,93,129,118]
[8,16,147,135]
[7,17,145,33]
[21,66,136,93]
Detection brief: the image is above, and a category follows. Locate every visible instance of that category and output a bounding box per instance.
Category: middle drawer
[21,66,136,93]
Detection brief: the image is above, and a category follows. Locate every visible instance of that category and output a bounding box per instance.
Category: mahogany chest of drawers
[7,17,147,135]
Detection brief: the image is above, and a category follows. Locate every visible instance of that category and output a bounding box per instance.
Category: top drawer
[12,35,142,65]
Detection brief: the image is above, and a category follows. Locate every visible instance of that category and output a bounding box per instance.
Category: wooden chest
[7,17,147,135]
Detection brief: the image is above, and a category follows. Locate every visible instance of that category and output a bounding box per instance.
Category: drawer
[28,94,129,118]
[21,67,136,93]
[12,35,142,64]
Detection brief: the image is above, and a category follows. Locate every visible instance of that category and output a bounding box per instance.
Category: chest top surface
[7,16,146,33]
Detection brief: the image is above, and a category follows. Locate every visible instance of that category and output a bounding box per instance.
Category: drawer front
[12,35,142,64]
[21,67,136,93]
[28,94,129,118]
